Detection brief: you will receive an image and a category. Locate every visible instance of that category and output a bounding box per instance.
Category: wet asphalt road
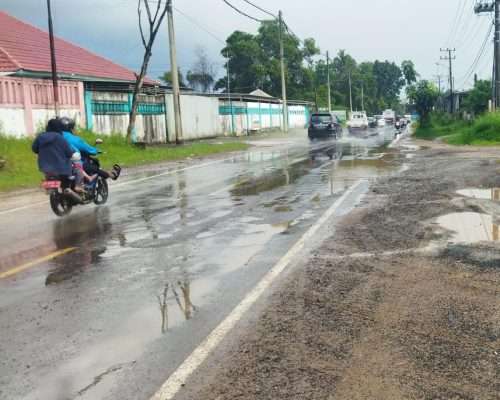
[0,127,403,400]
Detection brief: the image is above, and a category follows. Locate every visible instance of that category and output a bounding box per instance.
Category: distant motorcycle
[41,140,121,217]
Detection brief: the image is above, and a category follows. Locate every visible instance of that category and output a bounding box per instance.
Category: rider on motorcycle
[60,117,120,181]
[32,118,82,202]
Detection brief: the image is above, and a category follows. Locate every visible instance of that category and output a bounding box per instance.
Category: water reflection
[157,278,196,334]
[46,207,112,285]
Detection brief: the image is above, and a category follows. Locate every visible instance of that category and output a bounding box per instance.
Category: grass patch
[0,130,249,192]
[445,112,500,145]
[414,113,471,140]
[414,112,500,146]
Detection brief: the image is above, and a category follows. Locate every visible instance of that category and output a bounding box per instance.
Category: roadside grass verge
[0,131,249,192]
[414,113,470,140]
[445,113,500,145]
[414,112,500,146]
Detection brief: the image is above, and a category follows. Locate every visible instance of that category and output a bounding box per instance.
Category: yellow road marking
[0,247,77,279]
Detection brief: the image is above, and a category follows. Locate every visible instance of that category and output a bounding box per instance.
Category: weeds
[415,112,500,146]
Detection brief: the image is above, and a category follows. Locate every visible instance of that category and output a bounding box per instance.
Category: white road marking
[150,179,366,400]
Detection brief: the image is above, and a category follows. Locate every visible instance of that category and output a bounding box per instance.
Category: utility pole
[167,0,183,144]
[494,0,499,108]
[440,48,456,113]
[475,1,498,109]
[361,82,365,112]
[326,51,331,112]
[226,58,234,135]
[278,10,288,132]
[46,0,59,116]
[435,75,442,94]
[348,71,353,113]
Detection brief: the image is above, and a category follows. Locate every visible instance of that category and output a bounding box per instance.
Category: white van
[347,111,368,130]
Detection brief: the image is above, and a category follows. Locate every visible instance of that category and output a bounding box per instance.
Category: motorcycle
[41,140,121,217]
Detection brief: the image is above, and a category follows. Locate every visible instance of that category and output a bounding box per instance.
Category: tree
[186,47,216,93]
[302,38,320,67]
[372,60,405,108]
[407,80,439,126]
[127,0,169,143]
[214,31,264,92]
[461,79,491,115]
[159,68,186,87]
[401,60,418,86]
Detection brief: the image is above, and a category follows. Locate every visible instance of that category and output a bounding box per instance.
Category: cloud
[1,0,492,90]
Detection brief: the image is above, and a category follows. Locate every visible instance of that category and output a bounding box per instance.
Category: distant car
[368,117,377,128]
[383,109,396,124]
[376,116,386,127]
[347,111,368,131]
[308,113,342,140]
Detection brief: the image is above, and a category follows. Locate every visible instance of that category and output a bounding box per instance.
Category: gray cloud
[1,0,492,90]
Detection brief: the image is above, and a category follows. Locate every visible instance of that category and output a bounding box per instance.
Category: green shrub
[445,112,500,145]
[414,112,471,140]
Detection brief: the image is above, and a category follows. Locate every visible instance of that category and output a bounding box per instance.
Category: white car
[347,112,368,130]
[377,117,386,127]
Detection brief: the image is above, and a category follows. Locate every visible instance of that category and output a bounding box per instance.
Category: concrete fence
[85,91,167,143]
[0,77,84,137]
[0,77,311,142]
[219,101,309,136]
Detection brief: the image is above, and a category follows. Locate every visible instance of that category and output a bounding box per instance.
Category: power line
[446,0,467,46]
[456,15,490,50]
[222,0,263,23]
[458,21,493,87]
[241,0,276,18]
[173,6,225,44]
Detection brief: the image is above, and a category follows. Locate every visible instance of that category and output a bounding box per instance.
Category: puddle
[230,158,313,197]
[437,212,500,244]
[274,205,292,213]
[457,188,500,201]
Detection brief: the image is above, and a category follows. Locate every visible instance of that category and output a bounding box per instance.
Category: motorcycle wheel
[50,191,73,217]
[94,177,109,205]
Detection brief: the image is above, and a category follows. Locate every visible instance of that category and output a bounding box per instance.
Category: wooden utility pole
[167,0,183,143]
[278,10,288,132]
[326,51,331,112]
[440,48,456,113]
[46,0,59,116]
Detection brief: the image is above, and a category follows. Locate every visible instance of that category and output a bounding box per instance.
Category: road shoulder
[172,139,500,400]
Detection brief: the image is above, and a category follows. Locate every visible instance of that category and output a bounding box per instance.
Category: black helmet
[60,116,75,132]
[46,118,64,133]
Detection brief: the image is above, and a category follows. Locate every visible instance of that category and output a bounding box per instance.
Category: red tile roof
[0,11,157,84]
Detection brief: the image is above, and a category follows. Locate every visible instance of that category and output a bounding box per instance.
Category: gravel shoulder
[177,139,500,400]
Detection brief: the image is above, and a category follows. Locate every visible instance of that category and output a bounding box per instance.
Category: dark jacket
[32,131,73,176]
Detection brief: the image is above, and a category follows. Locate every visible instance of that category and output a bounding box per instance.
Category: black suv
[308,113,342,140]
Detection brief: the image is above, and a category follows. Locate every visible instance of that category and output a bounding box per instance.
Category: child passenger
[71,152,97,193]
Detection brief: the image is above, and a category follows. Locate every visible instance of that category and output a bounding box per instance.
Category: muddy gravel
[179,141,500,400]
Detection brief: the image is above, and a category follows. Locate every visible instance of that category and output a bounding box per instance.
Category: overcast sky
[1,0,494,92]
